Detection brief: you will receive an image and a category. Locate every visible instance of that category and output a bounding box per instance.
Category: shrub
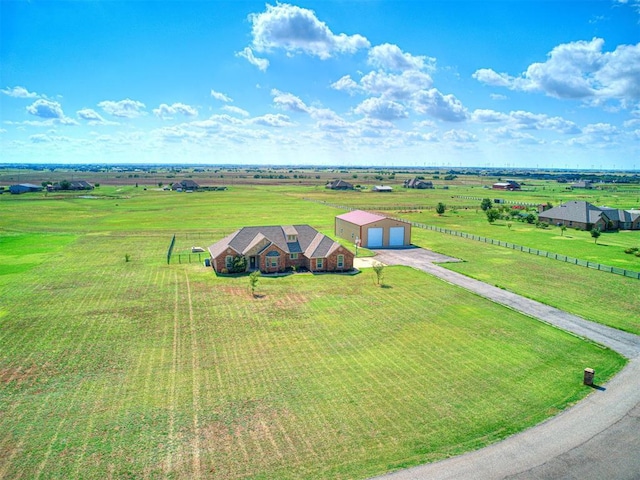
[624,247,638,254]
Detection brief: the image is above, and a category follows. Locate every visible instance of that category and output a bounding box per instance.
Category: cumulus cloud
[331,70,433,101]
[222,105,250,117]
[412,89,468,122]
[471,109,510,123]
[2,86,38,98]
[472,108,581,134]
[443,129,478,143]
[27,99,64,119]
[248,3,369,59]
[26,99,77,125]
[98,99,146,118]
[330,75,360,94]
[271,89,310,113]
[473,38,640,108]
[153,103,198,119]
[250,113,294,127]
[211,90,232,102]
[77,108,118,126]
[236,47,270,71]
[354,97,408,121]
[368,43,435,72]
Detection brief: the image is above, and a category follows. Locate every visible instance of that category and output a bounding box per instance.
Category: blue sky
[1,0,639,169]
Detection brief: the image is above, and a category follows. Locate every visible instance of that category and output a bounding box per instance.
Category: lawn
[0,184,631,479]
[0,232,624,479]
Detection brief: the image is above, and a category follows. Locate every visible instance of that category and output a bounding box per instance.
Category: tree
[372,262,385,286]
[560,225,567,236]
[230,255,247,273]
[507,222,512,230]
[59,179,71,190]
[249,270,260,297]
[486,208,500,224]
[436,202,446,215]
[591,227,601,244]
[480,198,493,211]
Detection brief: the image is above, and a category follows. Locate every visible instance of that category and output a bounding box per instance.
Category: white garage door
[389,226,405,246]
[367,227,383,248]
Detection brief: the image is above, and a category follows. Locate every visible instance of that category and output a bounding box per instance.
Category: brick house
[538,200,640,231]
[208,225,354,274]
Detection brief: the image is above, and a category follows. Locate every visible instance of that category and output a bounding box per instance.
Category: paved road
[370,247,640,480]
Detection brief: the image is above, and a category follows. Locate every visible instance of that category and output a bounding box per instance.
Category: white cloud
[250,113,294,127]
[473,38,640,108]
[26,99,77,125]
[26,99,64,119]
[354,97,408,121]
[98,99,146,118]
[443,129,478,143]
[412,89,468,122]
[211,90,232,102]
[248,3,370,59]
[236,47,270,71]
[222,105,250,117]
[330,75,361,94]
[153,103,198,119]
[271,89,310,113]
[368,43,435,72]
[360,70,433,100]
[488,127,544,145]
[2,86,38,98]
[77,108,118,126]
[471,109,510,123]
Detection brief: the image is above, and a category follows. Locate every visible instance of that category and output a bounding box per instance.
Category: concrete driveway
[369,247,640,480]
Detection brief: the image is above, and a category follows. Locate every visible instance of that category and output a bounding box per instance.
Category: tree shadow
[588,384,606,391]
[381,284,393,289]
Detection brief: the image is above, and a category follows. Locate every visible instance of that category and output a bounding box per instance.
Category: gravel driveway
[369,247,640,480]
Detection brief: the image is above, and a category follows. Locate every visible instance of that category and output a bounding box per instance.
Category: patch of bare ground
[0,363,51,386]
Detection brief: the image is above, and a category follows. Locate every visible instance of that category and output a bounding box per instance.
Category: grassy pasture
[0,233,624,479]
[0,183,632,478]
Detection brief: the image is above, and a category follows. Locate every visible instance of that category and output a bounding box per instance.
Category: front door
[249,256,257,270]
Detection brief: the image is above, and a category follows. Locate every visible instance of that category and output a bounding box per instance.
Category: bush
[221,268,229,274]
[624,247,639,254]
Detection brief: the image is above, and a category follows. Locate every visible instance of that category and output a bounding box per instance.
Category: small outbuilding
[372,185,393,192]
[9,183,43,194]
[335,210,411,248]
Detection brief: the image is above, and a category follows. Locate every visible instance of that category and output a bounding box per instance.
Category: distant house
[172,180,200,191]
[403,178,433,189]
[9,183,43,194]
[335,210,411,248]
[325,179,354,190]
[208,225,353,274]
[51,180,94,191]
[492,180,521,191]
[372,185,393,192]
[571,180,593,189]
[538,201,640,231]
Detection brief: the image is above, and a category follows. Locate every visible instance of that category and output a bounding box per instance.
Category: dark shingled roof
[208,225,342,259]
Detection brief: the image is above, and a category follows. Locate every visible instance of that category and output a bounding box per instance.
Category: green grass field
[0,183,632,479]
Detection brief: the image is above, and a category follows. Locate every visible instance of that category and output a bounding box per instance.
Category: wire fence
[309,200,640,280]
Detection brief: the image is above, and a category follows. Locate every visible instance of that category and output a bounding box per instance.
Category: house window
[270,257,278,268]
[337,255,344,268]
[316,258,323,269]
[225,255,233,269]
[290,253,298,260]
[287,234,297,242]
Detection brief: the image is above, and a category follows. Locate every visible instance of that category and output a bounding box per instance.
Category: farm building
[9,183,43,194]
[335,210,411,248]
[325,179,354,190]
[172,180,200,191]
[372,185,393,192]
[492,180,521,191]
[403,178,433,189]
[538,201,640,231]
[208,225,353,274]
[571,180,594,189]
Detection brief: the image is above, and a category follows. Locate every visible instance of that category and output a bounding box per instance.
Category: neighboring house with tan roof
[335,210,411,248]
[208,225,353,274]
[538,200,640,231]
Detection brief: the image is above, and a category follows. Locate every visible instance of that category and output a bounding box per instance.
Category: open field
[0,176,635,478]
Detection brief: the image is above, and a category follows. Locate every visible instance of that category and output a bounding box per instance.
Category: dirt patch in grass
[0,364,41,385]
